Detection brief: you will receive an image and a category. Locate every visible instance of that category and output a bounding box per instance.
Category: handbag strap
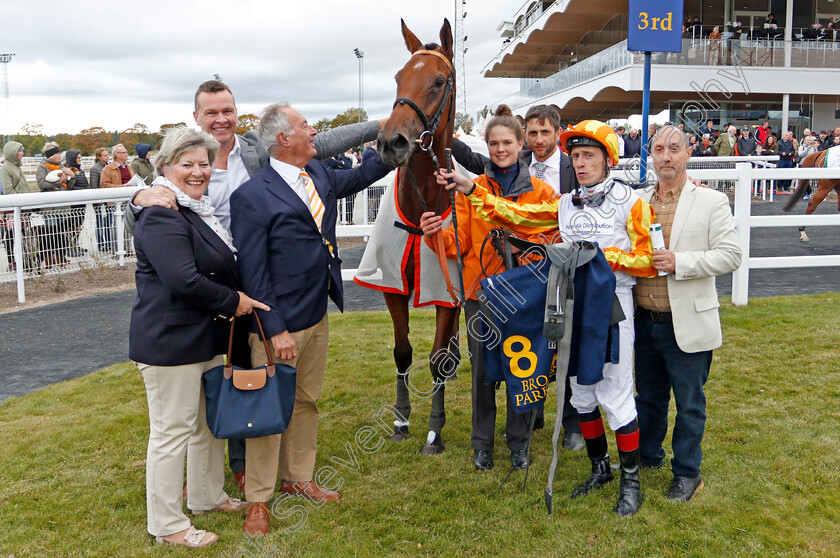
[224,313,276,379]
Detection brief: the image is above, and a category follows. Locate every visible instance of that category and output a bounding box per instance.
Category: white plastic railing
[0,174,393,303]
[685,163,840,305]
[4,165,836,306]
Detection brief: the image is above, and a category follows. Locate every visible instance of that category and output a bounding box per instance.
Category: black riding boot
[570,433,613,498]
[614,448,643,517]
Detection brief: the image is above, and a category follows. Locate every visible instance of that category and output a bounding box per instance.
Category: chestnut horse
[782,150,840,241]
[377,19,461,455]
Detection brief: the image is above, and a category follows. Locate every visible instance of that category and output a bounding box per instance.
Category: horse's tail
[783,151,821,212]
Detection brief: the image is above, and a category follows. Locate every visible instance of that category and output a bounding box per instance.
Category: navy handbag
[202,314,296,439]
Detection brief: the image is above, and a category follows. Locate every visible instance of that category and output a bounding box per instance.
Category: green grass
[1,294,839,557]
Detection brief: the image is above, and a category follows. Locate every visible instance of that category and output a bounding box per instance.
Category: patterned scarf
[152,176,236,253]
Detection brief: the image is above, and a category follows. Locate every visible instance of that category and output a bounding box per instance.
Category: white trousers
[138,356,229,537]
[570,288,637,431]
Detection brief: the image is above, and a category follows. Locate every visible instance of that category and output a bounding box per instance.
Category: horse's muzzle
[378,131,411,167]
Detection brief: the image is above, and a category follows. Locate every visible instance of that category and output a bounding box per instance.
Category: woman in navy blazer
[129,128,268,548]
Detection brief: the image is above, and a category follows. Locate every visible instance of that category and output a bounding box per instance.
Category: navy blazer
[129,205,241,366]
[230,149,390,338]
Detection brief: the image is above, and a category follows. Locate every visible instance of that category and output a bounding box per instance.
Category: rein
[393,48,463,306]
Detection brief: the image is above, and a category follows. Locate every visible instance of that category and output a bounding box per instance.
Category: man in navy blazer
[230,102,390,535]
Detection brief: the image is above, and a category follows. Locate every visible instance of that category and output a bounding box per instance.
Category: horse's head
[379,19,455,168]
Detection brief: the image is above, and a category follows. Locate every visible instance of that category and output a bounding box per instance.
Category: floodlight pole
[354,48,364,123]
[0,53,14,143]
[454,0,468,117]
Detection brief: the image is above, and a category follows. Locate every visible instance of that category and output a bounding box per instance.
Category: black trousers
[465,299,530,452]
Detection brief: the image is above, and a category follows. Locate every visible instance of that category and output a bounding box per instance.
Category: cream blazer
[640,180,742,353]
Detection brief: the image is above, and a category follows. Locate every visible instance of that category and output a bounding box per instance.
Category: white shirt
[269,157,311,207]
[207,138,251,232]
[529,148,562,195]
[617,135,626,157]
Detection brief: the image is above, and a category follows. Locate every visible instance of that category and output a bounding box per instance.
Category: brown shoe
[280,480,341,502]
[243,501,270,536]
[235,470,246,493]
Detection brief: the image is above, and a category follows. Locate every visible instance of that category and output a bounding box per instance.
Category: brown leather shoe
[280,480,341,502]
[243,501,270,536]
[234,470,246,493]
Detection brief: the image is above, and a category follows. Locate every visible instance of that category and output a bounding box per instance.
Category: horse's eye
[434,78,445,88]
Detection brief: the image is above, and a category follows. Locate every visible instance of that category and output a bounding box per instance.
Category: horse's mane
[423,42,440,50]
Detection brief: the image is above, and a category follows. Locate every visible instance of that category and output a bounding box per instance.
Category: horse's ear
[439,18,454,59]
[401,18,423,53]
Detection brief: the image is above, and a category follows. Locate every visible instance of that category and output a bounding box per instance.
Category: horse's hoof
[800,232,811,242]
[420,431,445,455]
[390,425,410,442]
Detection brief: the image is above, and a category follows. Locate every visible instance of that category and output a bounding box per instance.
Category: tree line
[9,107,474,157]
[8,114,262,157]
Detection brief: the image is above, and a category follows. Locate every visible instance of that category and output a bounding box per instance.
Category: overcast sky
[0,0,524,135]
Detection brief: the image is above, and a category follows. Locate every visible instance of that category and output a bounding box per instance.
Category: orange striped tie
[300,171,325,230]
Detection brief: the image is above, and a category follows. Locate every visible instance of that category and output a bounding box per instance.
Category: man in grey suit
[128,80,384,488]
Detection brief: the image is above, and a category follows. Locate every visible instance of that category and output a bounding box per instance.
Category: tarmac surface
[1,199,838,403]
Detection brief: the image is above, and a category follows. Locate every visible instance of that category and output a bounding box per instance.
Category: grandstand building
[484,0,840,135]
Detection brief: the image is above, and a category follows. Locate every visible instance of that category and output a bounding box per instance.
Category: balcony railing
[494,37,840,110]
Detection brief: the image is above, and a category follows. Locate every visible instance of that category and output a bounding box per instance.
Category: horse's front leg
[384,292,413,442]
[421,306,462,455]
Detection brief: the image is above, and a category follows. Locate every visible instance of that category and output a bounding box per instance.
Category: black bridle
[393,49,456,155]
[392,48,464,306]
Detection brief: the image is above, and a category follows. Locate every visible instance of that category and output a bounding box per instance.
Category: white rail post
[731,162,752,306]
[361,189,369,225]
[13,207,25,303]
[115,202,126,266]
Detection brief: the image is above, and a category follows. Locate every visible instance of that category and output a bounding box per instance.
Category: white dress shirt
[529,148,562,195]
[207,138,251,232]
[269,157,311,208]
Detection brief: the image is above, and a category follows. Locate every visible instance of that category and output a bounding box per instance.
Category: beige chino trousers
[245,314,329,503]
[138,356,230,536]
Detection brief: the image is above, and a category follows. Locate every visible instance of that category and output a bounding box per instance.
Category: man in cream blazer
[633,125,741,502]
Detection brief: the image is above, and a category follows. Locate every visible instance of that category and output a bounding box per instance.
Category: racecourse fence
[614,155,781,196]
[2,162,838,305]
[0,173,393,303]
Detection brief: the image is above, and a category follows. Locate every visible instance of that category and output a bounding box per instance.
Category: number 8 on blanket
[479,259,557,414]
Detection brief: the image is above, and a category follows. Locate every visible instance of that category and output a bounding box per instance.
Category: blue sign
[627,0,684,53]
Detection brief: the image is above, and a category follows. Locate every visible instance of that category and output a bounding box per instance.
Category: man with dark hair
[450,103,584,451]
[817,130,831,151]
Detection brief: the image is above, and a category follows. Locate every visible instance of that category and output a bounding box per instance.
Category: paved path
[2,200,838,403]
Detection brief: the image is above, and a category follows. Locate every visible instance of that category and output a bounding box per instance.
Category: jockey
[438,120,655,517]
